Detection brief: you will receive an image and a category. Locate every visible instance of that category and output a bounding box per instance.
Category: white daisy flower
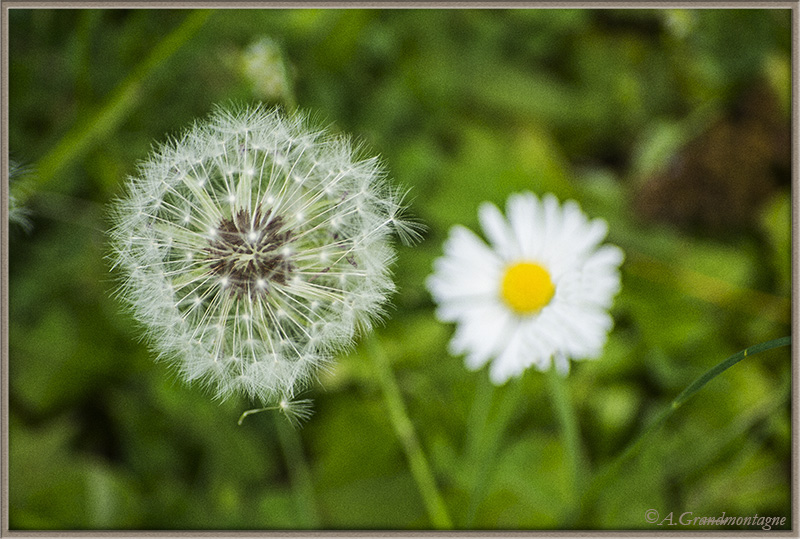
[426,192,623,384]
[109,104,418,405]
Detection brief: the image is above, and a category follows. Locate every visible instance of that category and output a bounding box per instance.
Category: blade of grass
[674,372,791,481]
[629,336,790,457]
[579,336,791,523]
[26,10,212,204]
[366,333,453,530]
[627,251,790,325]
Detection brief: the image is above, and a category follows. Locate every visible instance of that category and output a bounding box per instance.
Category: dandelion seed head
[109,104,416,404]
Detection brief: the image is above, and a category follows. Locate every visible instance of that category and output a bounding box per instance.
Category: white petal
[578,245,624,306]
[426,225,502,310]
[428,257,499,300]
[553,270,583,303]
[549,224,608,280]
[553,353,570,375]
[549,302,612,359]
[519,317,557,371]
[507,192,542,259]
[447,301,513,368]
[561,219,609,269]
[559,200,587,242]
[478,202,518,260]
[442,226,503,278]
[585,244,625,272]
[489,322,528,384]
[463,306,515,371]
[538,194,564,262]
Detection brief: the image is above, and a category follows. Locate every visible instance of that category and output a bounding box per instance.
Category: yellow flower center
[500,262,555,315]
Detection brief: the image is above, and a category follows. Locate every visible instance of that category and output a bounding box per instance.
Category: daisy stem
[366,333,453,530]
[464,376,523,527]
[463,375,495,526]
[273,413,322,528]
[546,366,585,525]
[578,335,791,524]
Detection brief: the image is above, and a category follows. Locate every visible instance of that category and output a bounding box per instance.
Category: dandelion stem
[27,10,212,204]
[546,366,585,525]
[366,334,453,529]
[273,414,322,528]
[237,405,321,526]
[579,335,791,523]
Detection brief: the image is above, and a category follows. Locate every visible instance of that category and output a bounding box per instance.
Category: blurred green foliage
[8,8,791,531]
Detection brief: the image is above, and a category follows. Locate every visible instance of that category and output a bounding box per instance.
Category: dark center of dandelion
[205,208,294,296]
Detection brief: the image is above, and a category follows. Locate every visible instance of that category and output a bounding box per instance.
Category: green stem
[237,406,274,426]
[366,334,453,529]
[463,376,522,527]
[462,374,494,526]
[273,414,322,529]
[545,365,585,524]
[580,336,791,522]
[26,10,212,204]
[464,374,495,465]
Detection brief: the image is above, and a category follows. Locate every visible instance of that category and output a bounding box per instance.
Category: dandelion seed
[8,159,34,231]
[278,397,314,428]
[237,396,314,427]
[426,192,623,383]
[109,104,419,404]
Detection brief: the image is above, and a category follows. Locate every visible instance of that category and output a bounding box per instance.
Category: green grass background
[7,8,792,530]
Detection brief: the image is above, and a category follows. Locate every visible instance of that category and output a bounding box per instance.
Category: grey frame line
[1,2,797,538]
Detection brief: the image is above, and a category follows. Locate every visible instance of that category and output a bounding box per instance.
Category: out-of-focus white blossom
[427,192,623,383]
